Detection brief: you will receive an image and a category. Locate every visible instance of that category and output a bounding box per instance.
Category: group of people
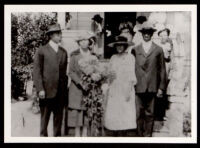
[33,16,177,137]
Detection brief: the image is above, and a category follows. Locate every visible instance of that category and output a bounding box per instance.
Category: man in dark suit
[33,23,68,137]
[132,22,167,137]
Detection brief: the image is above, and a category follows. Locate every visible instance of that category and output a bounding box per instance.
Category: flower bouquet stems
[82,77,105,136]
[78,55,109,136]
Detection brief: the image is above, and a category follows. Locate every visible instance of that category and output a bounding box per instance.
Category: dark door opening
[104,12,136,59]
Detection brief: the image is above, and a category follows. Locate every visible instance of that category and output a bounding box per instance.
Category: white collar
[49,40,59,53]
[80,48,91,57]
[142,40,152,53]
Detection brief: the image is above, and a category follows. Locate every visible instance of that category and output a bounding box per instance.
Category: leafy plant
[11,12,57,99]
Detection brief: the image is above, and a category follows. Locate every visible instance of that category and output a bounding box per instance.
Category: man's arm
[33,48,44,92]
[158,48,167,91]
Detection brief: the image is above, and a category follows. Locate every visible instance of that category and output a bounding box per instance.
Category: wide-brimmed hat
[139,21,157,33]
[46,23,63,34]
[75,31,96,42]
[107,36,134,48]
[92,14,103,23]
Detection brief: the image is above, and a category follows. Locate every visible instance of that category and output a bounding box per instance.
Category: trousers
[135,93,156,137]
[39,97,65,137]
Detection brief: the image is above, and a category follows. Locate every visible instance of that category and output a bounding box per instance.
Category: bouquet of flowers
[78,55,109,136]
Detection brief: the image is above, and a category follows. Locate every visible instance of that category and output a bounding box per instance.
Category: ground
[11,99,169,137]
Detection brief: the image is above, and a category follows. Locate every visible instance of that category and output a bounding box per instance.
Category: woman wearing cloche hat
[68,31,97,137]
[75,31,97,53]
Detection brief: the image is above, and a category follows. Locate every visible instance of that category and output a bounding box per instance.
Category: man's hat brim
[139,28,157,33]
[46,29,63,34]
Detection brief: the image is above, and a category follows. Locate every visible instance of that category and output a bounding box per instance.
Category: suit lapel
[137,42,156,72]
[146,42,156,58]
[47,43,57,54]
[138,42,156,58]
[47,44,63,65]
[138,44,148,58]
[57,47,64,64]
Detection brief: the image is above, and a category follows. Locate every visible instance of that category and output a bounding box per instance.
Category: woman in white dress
[104,36,137,136]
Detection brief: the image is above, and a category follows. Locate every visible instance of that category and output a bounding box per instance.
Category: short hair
[158,28,170,36]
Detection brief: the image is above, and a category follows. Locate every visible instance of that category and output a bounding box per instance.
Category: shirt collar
[142,40,152,52]
[49,40,59,53]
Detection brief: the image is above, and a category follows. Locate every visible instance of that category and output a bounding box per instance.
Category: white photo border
[4,4,197,143]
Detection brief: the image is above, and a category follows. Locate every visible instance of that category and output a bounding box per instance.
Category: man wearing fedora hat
[131,21,167,137]
[33,23,68,136]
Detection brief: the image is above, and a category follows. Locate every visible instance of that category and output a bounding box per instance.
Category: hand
[79,82,89,96]
[79,82,89,91]
[157,89,163,98]
[82,85,89,91]
[39,90,45,99]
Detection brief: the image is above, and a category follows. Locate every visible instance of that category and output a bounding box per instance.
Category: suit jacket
[33,43,68,100]
[68,49,85,110]
[133,42,167,93]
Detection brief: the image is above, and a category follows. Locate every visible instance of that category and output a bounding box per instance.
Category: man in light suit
[132,22,167,137]
[33,23,68,136]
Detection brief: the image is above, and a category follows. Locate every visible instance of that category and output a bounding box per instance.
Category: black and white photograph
[4,5,197,143]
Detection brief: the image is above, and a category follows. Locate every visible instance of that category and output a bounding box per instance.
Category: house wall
[60,12,104,55]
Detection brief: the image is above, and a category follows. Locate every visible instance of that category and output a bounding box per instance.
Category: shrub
[11,12,57,99]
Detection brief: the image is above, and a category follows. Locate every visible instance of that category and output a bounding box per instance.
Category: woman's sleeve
[68,55,81,85]
[127,54,137,85]
[123,54,137,97]
[108,55,115,72]
[106,55,115,83]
